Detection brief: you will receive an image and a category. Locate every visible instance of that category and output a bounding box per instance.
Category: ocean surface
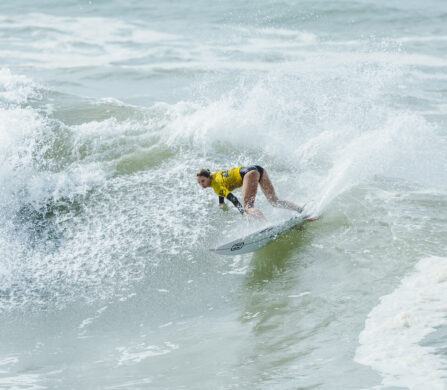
[1,1,446,389]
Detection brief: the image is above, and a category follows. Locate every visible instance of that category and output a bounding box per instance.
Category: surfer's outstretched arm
[218,196,229,211]
[226,193,245,215]
[221,194,267,222]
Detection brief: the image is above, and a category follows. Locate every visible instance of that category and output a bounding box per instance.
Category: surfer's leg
[259,170,301,211]
[242,170,265,220]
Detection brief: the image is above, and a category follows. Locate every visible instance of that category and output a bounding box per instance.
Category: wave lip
[355,257,447,390]
[0,68,39,104]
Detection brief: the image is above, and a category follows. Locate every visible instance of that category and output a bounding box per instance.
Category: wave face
[0,1,446,389]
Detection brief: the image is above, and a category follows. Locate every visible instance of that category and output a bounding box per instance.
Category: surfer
[196,165,303,221]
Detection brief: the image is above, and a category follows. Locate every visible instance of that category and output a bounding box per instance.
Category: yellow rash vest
[210,166,244,198]
[209,165,264,214]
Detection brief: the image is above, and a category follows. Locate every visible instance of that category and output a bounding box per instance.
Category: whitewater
[0,1,446,389]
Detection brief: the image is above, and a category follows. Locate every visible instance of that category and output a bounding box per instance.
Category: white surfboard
[210,214,317,256]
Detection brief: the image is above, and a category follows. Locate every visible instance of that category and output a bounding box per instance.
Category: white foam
[0,71,153,311]
[3,13,446,73]
[288,292,310,298]
[0,70,117,217]
[0,53,444,312]
[0,357,19,374]
[0,106,108,215]
[105,377,153,389]
[0,13,181,68]
[158,54,447,214]
[116,342,179,365]
[0,69,39,104]
[355,256,447,390]
[233,25,318,42]
[396,35,447,43]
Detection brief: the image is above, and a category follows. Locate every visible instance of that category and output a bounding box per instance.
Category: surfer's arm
[226,193,245,215]
[218,196,229,211]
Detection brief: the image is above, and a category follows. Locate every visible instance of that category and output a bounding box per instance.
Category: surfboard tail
[304,216,319,222]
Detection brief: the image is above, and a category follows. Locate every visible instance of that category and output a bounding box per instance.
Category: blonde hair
[196,168,211,178]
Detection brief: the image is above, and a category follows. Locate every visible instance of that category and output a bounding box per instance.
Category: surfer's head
[196,168,212,188]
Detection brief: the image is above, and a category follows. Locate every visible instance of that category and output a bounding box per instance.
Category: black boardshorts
[239,165,264,182]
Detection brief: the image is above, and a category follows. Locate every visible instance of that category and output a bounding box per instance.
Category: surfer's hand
[219,203,229,211]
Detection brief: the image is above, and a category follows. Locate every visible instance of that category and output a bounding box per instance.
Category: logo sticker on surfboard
[231,242,244,251]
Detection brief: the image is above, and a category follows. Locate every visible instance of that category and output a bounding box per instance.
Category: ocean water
[0,0,446,389]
